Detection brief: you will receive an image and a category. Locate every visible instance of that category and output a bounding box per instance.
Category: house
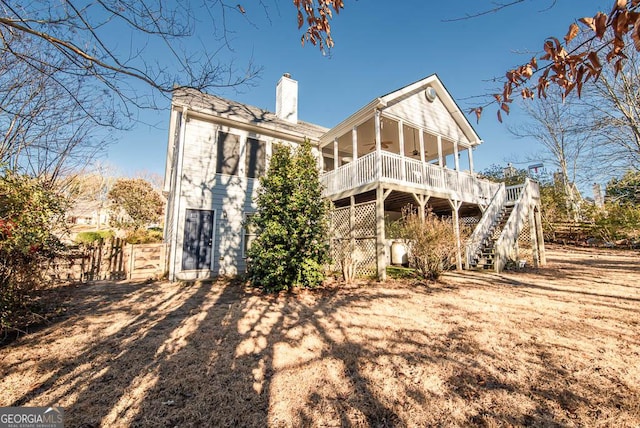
[67,200,110,230]
[163,73,545,281]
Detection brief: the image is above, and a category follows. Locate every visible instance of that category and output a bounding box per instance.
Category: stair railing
[465,182,506,268]
[494,178,535,272]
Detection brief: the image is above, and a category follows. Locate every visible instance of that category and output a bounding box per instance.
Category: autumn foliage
[483,0,640,122]
[0,172,67,332]
[294,0,344,52]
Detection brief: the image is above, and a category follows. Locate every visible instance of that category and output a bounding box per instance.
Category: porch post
[419,129,426,163]
[315,143,323,172]
[376,183,387,281]
[333,138,339,168]
[448,199,463,271]
[350,195,356,259]
[437,135,443,167]
[419,129,426,185]
[398,120,406,181]
[534,206,546,265]
[453,141,460,171]
[411,194,430,221]
[352,126,358,162]
[375,110,382,180]
[468,145,475,174]
[529,207,539,268]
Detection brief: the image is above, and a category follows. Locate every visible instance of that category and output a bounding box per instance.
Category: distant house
[163,74,545,281]
[67,200,110,229]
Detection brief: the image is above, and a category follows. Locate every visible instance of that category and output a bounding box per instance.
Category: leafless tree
[585,48,640,172]
[0,1,264,110]
[0,1,344,182]
[510,88,593,218]
[0,32,117,186]
[0,0,264,183]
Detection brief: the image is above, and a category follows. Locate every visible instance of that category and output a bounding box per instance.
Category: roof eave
[172,100,326,143]
[320,98,386,147]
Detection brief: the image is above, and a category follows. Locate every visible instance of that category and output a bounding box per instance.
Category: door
[182,209,214,271]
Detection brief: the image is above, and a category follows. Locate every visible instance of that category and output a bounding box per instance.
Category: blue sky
[105,1,606,184]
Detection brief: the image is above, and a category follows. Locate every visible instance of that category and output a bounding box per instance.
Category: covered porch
[319,112,495,205]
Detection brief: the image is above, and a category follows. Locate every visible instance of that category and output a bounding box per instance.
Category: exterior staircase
[469,205,514,270]
[465,179,543,272]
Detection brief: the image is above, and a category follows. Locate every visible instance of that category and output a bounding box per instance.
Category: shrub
[591,203,640,243]
[75,230,115,245]
[246,140,330,292]
[125,228,163,244]
[400,208,464,280]
[0,172,67,332]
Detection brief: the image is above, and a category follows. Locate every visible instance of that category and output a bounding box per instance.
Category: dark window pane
[216,131,240,175]
[246,138,266,178]
[323,156,335,172]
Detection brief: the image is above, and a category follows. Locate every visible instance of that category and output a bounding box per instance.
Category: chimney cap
[283,72,292,78]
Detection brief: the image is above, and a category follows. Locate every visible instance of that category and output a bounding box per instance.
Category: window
[243,213,257,257]
[245,137,266,178]
[216,131,241,175]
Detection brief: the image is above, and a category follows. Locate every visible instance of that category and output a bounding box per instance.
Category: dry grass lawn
[1,245,639,427]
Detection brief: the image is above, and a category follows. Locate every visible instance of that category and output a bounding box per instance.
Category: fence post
[128,244,135,280]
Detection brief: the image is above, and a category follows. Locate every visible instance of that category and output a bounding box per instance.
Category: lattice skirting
[329,202,377,277]
[517,219,534,266]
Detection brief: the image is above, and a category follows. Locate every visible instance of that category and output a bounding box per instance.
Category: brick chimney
[276,73,298,124]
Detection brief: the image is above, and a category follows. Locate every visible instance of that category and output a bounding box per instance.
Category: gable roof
[172,87,328,142]
[321,74,481,146]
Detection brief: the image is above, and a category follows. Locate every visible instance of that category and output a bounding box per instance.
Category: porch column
[315,143,323,172]
[350,195,356,259]
[419,129,426,185]
[398,120,406,181]
[448,199,463,271]
[529,207,539,268]
[352,126,358,162]
[419,129,426,163]
[453,141,460,171]
[411,194,430,221]
[374,110,382,180]
[468,145,475,174]
[534,206,546,265]
[437,135,443,167]
[376,184,387,281]
[333,138,339,168]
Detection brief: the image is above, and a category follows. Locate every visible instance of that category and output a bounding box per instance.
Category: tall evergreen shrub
[247,141,329,292]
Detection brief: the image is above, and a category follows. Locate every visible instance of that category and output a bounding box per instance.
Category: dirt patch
[1,244,639,427]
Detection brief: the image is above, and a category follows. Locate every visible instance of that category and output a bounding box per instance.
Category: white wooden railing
[320,150,500,203]
[464,182,506,268]
[505,184,524,204]
[320,151,377,196]
[494,179,539,272]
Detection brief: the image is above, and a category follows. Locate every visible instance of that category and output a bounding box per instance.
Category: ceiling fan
[367,140,393,151]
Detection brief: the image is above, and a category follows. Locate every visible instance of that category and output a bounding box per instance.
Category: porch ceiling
[327,116,462,162]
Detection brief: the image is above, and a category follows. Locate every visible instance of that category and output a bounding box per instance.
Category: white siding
[384,91,471,144]
[170,115,300,279]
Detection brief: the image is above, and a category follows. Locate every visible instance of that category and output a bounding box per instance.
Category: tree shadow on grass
[2,275,639,427]
[1,280,162,349]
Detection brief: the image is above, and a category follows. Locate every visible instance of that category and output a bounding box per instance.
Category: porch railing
[495,179,539,271]
[320,150,500,203]
[505,184,525,204]
[464,182,506,268]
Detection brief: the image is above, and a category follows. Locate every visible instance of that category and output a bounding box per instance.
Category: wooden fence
[49,239,168,283]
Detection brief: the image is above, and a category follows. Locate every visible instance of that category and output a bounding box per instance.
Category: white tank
[391,241,408,266]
